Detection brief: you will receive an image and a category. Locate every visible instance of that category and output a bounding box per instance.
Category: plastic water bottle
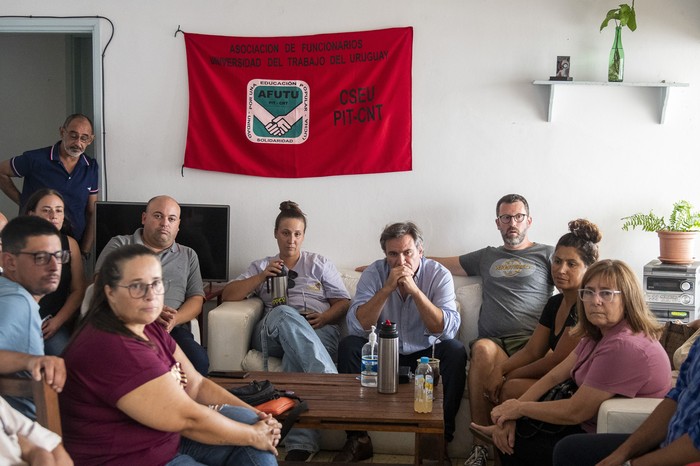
[414,356,433,413]
[361,325,378,387]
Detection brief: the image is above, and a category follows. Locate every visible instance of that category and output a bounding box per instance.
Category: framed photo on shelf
[550,56,572,81]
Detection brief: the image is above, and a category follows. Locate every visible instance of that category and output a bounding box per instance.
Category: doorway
[0,17,104,218]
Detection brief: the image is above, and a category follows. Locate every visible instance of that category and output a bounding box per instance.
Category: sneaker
[285,449,316,462]
[332,434,373,462]
[464,445,488,466]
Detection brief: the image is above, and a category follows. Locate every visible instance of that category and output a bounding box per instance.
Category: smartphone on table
[208,371,250,379]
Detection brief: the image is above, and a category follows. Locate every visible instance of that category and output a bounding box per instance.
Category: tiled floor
[278,447,496,465]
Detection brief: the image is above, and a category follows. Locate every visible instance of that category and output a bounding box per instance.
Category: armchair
[0,376,62,435]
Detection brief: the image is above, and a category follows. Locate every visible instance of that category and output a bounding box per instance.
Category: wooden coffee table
[211,372,444,465]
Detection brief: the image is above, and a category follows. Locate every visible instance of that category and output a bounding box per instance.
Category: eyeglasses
[578,289,622,303]
[14,250,70,265]
[116,279,170,299]
[65,131,94,144]
[497,213,528,224]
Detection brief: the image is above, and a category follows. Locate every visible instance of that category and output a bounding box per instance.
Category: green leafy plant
[600,2,637,32]
[622,200,700,232]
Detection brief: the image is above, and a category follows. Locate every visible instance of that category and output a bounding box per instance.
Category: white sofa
[596,324,692,434]
[596,397,663,433]
[207,270,657,456]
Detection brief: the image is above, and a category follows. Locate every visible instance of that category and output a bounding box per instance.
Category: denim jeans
[167,405,277,466]
[44,325,72,356]
[171,324,210,376]
[252,305,338,452]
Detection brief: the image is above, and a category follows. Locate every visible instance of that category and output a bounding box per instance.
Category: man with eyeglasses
[432,193,555,466]
[0,113,99,256]
[0,216,67,418]
[94,195,209,375]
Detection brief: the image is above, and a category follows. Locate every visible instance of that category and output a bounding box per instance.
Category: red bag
[228,380,308,439]
[256,396,297,416]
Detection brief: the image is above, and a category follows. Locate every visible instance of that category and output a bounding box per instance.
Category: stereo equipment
[643,259,700,323]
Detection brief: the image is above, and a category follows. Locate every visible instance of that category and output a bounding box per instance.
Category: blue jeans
[44,325,72,356]
[252,305,338,452]
[167,405,277,466]
[171,324,210,376]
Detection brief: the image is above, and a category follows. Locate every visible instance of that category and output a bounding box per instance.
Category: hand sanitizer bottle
[361,325,378,387]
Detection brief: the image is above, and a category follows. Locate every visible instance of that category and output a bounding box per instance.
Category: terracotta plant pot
[657,231,699,265]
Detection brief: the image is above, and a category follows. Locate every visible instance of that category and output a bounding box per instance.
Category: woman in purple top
[60,245,280,466]
[473,259,672,466]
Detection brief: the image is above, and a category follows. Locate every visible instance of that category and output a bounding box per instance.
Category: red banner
[183,27,412,178]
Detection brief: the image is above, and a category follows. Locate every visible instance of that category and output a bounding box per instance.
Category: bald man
[94,195,209,374]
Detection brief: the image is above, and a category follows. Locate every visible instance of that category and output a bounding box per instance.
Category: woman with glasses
[472,259,672,466]
[60,244,280,465]
[22,188,86,355]
[222,200,350,462]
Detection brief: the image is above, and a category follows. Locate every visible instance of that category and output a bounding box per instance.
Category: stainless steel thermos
[377,320,399,394]
[266,265,289,307]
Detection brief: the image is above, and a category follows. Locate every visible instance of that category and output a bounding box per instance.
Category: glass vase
[608,26,624,82]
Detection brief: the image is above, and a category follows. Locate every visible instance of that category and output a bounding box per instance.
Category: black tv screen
[95,201,230,282]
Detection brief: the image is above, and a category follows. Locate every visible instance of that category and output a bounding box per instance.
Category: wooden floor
[278,446,496,465]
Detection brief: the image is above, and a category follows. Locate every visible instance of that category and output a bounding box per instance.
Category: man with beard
[94,195,209,375]
[0,216,65,418]
[432,194,554,466]
[0,114,99,255]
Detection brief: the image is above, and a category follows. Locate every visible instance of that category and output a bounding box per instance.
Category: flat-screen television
[95,201,230,282]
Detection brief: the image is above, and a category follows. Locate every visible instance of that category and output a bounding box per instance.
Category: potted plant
[600,2,637,82]
[622,200,700,264]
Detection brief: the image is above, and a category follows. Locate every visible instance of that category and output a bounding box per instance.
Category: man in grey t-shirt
[432,194,554,466]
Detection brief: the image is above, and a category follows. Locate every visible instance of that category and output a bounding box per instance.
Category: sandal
[469,425,495,445]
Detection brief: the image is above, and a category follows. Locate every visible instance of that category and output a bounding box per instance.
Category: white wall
[3,0,700,279]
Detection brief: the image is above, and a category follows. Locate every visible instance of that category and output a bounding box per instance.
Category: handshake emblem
[252,100,305,137]
[246,80,310,144]
[264,115,294,136]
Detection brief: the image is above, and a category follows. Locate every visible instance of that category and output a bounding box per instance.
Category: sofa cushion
[339,270,361,296]
[596,398,664,433]
[242,349,283,372]
[454,278,482,353]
